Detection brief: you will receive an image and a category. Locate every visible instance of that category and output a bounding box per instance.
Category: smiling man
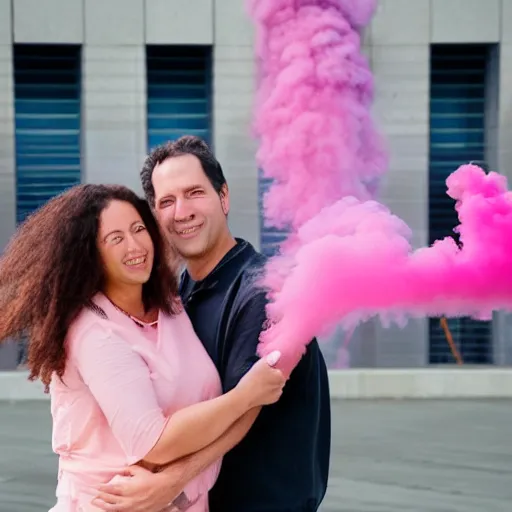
[94,136,331,512]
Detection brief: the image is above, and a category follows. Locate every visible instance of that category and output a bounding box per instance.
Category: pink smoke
[247,0,388,373]
[248,1,512,377]
[258,165,512,373]
[247,0,387,230]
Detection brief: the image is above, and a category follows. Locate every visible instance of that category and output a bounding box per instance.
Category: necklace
[108,298,158,329]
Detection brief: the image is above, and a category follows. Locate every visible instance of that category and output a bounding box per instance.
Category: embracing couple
[0,136,331,512]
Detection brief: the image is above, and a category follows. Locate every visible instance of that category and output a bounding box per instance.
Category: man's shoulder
[239,252,266,284]
[233,244,269,305]
[233,239,268,269]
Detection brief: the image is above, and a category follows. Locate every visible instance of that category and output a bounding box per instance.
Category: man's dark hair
[141,136,227,206]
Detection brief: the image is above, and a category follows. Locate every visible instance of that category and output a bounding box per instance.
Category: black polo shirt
[180,239,331,512]
[179,238,331,512]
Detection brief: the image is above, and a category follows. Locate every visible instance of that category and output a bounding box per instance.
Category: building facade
[1,0,512,368]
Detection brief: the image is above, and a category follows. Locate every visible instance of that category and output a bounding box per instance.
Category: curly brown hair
[0,184,179,391]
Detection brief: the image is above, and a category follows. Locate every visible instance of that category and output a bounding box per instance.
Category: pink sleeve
[69,323,167,464]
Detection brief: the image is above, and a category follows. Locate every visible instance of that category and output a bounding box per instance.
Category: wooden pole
[440,317,464,365]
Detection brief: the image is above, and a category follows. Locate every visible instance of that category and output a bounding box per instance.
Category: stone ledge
[2,368,512,401]
[328,368,512,398]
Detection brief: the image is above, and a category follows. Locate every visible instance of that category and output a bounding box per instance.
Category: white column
[493,0,512,364]
[0,0,15,251]
[357,0,431,367]
[82,0,146,194]
[213,0,260,248]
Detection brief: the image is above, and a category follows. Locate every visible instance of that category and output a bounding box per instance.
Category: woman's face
[97,200,155,288]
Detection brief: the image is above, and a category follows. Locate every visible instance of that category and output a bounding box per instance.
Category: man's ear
[220,184,230,215]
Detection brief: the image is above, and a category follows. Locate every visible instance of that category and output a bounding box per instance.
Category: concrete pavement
[0,399,511,511]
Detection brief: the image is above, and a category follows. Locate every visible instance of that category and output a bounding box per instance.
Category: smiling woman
[97,200,158,324]
[0,183,178,390]
[0,183,285,512]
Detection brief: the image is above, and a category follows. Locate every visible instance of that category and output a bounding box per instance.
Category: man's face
[151,154,229,261]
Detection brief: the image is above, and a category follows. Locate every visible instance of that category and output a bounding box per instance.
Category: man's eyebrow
[157,186,203,202]
[157,194,174,203]
[184,185,204,193]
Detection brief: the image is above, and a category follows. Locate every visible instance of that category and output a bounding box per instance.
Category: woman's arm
[143,384,249,465]
[92,408,262,512]
[144,352,283,465]
[71,324,284,466]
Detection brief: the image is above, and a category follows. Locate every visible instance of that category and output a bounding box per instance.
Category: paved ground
[0,400,511,512]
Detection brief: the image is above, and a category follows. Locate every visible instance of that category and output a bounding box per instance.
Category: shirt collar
[180,238,251,294]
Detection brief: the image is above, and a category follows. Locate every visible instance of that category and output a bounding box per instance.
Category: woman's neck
[104,283,146,319]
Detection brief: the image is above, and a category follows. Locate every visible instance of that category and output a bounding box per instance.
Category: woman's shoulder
[67,301,111,344]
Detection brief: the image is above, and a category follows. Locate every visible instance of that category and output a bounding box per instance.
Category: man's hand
[91,465,181,512]
[90,408,260,511]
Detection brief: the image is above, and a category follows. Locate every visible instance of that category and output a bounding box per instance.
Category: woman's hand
[236,351,286,408]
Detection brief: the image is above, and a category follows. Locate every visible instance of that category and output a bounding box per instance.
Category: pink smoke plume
[247,0,387,372]
[248,0,512,376]
[258,165,512,373]
[247,0,387,230]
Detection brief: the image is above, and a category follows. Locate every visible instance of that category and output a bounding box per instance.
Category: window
[428,43,497,364]
[258,169,290,258]
[146,45,212,151]
[14,44,81,223]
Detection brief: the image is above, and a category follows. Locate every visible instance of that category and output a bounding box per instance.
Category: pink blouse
[49,293,222,511]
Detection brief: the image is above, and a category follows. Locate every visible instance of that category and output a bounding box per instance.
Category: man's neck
[104,282,145,317]
[187,234,237,281]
